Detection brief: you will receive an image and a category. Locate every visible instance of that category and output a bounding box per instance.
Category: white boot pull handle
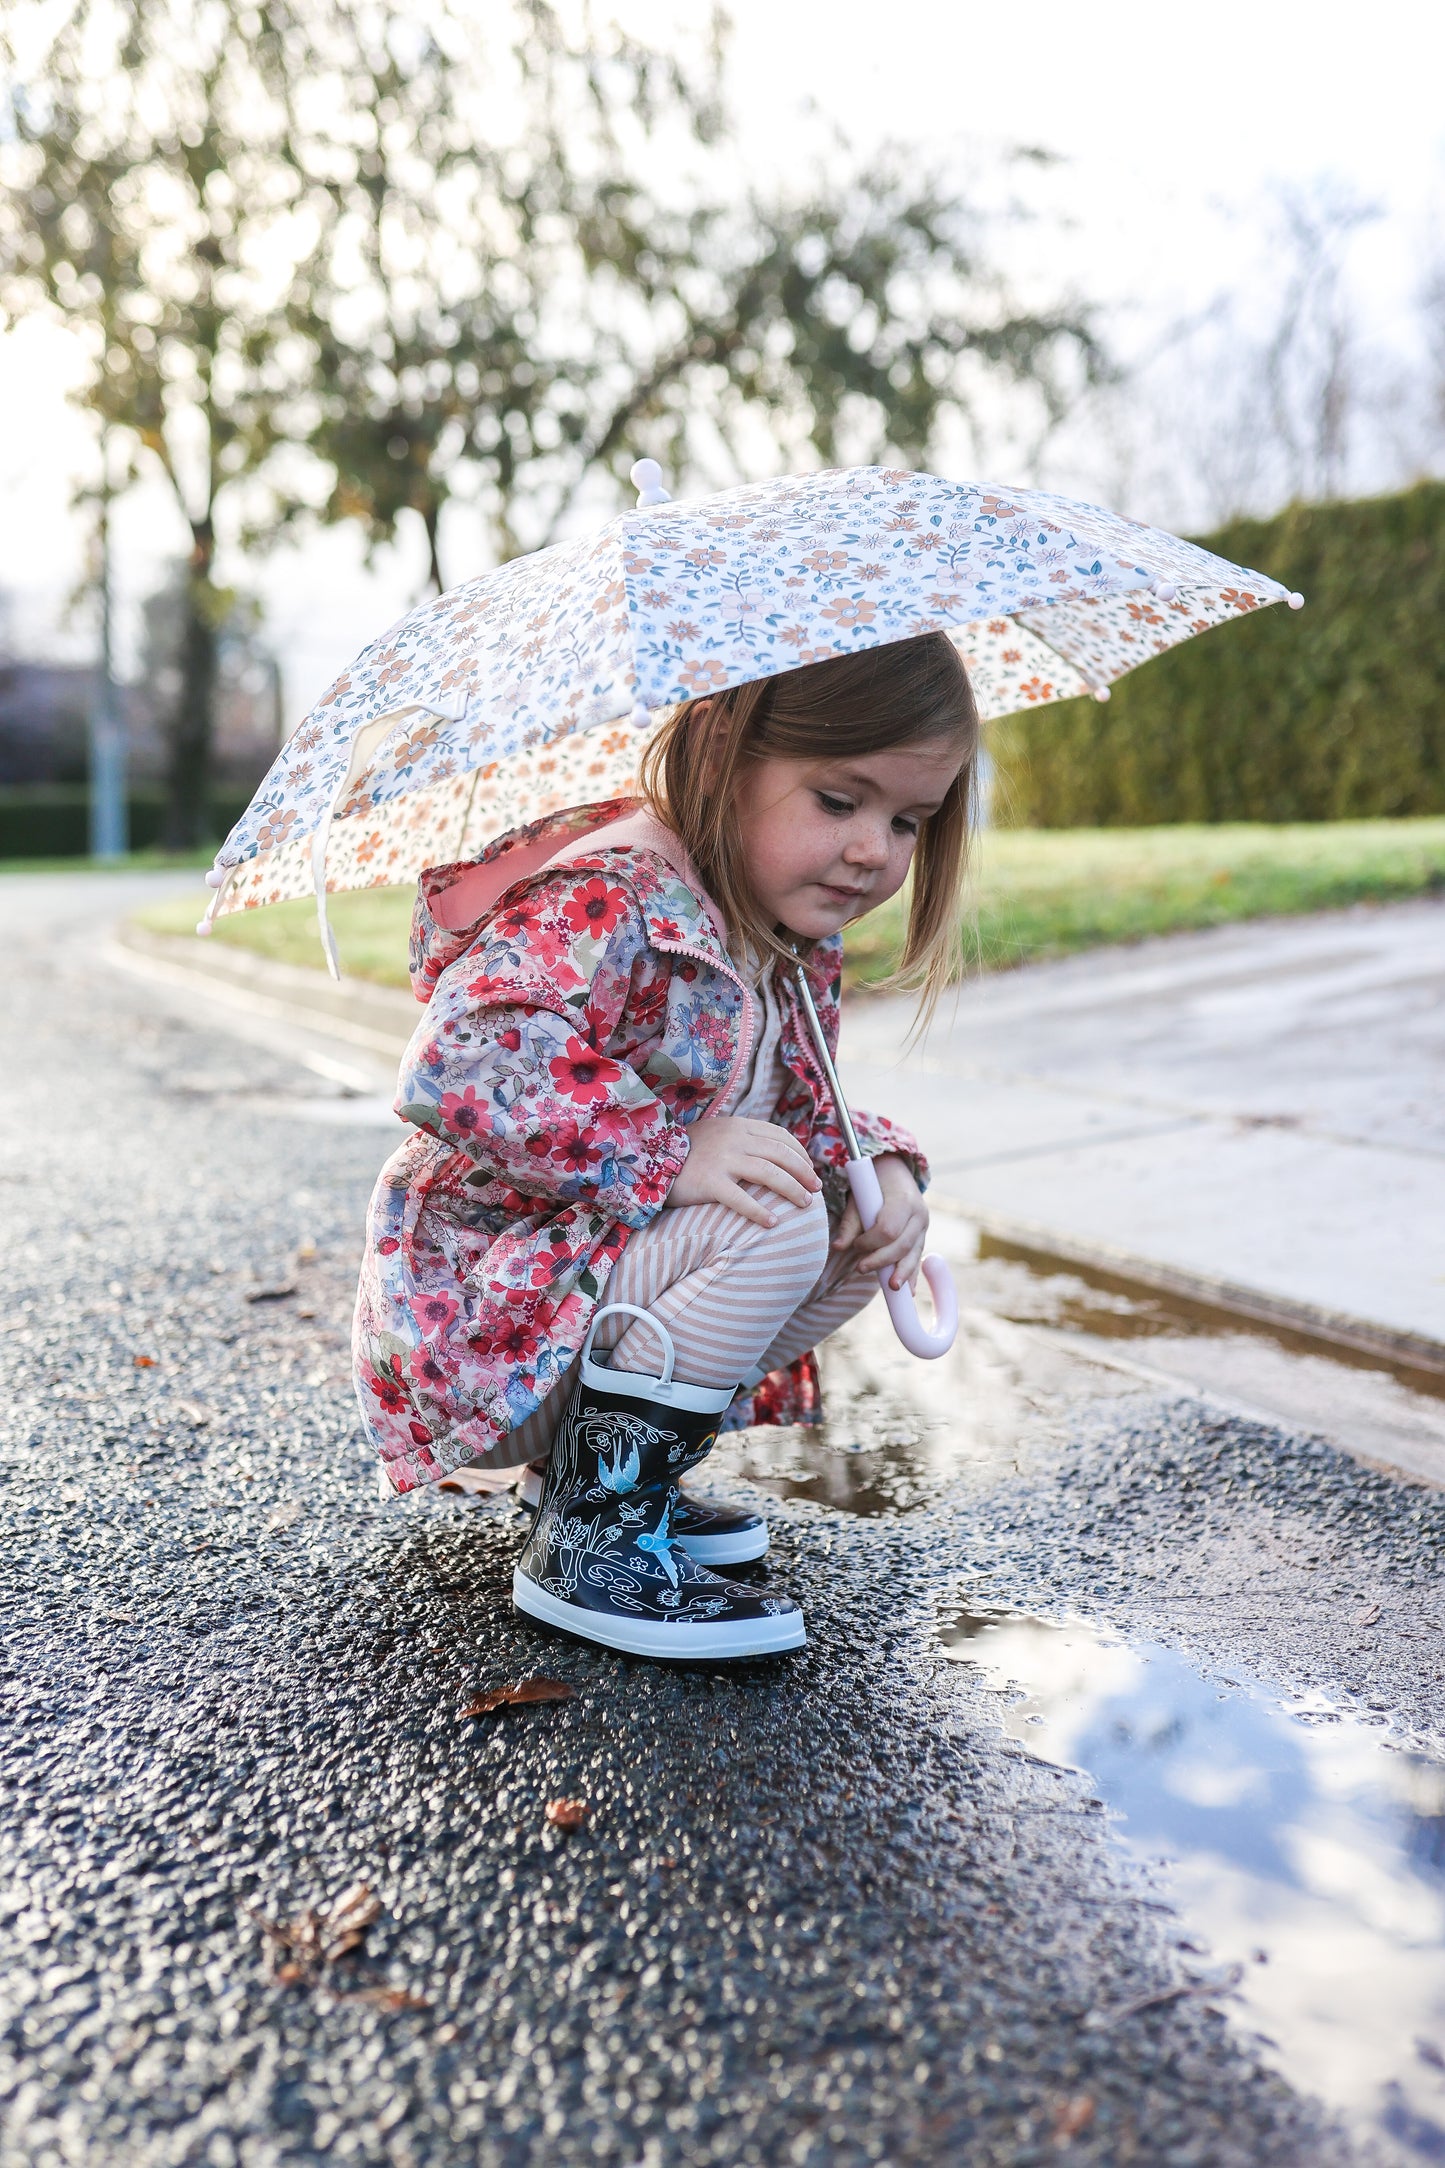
[579,1302,677,1386]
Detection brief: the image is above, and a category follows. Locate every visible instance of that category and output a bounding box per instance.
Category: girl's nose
[843,823,891,869]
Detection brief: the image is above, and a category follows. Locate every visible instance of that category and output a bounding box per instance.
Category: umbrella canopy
[206,466,1299,929]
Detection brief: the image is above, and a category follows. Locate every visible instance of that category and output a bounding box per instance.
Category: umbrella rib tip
[630,459,671,508]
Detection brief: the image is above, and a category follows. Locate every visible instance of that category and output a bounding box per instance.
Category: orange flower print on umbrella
[204,464,1302,940]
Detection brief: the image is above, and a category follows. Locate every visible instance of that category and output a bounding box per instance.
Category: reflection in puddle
[711,1286,1140,1517]
[943,1607,1445,2160]
[712,1218,1445,1516]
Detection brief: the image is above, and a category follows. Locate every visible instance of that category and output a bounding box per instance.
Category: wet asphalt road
[2,878,1443,2166]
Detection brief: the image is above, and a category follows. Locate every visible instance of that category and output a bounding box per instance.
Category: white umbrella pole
[790,967,958,1360]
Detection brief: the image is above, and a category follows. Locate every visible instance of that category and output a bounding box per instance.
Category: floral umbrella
[202,463,1301,955]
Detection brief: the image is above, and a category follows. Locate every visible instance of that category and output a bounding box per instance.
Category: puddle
[943,1606,1445,2160]
[979,1231,1445,1405]
[712,1224,1445,1515]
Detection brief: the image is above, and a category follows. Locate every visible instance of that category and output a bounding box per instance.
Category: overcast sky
[4,0,1442,716]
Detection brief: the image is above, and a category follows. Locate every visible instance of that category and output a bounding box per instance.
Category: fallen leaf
[104,1611,137,1625]
[337,1986,428,2011]
[245,1282,297,1304]
[295,1240,319,1265]
[266,1500,302,1533]
[458,1678,575,1720]
[1355,1602,1382,1628]
[133,1355,157,1369]
[174,1401,212,1429]
[254,1880,382,1985]
[1051,2094,1095,2143]
[545,1798,589,1831]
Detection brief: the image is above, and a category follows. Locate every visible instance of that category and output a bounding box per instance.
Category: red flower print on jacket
[410,1291,460,1339]
[563,878,628,939]
[409,1345,455,1389]
[440,1085,489,1137]
[548,1036,623,1105]
[552,1121,602,1173]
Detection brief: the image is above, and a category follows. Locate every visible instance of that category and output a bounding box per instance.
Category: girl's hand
[831,1153,927,1291]
[667,1116,822,1227]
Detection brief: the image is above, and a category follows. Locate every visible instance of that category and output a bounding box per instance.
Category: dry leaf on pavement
[336,1986,429,2011]
[1051,2093,1096,2143]
[1356,1602,1382,1627]
[132,1355,157,1368]
[254,1880,382,1985]
[545,1798,589,1830]
[458,1678,575,1720]
[246,1282,297,1304]
[266,1500,303,1533]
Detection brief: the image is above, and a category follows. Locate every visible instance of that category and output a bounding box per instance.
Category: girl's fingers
[855,1220,924,1279]
[747,1130,820,1186]
[888,1237,928,1292]
[832,1200,862,1252]
[717,1178,778,1228]
[740,1159,816,1209]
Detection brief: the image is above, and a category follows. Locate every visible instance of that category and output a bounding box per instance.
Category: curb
[113,924,416,1060]
[959,1211,1445,1383]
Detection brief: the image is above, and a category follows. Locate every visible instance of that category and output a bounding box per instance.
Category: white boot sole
[673,1525,768,1566]
[513,1569,805,1659]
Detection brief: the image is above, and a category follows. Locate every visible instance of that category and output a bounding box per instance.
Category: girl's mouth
[818,882,867,906]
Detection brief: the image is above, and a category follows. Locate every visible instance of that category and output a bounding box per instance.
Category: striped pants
[500,1185,876,1466]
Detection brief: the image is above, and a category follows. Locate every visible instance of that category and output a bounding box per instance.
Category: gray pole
[88,444,127,860]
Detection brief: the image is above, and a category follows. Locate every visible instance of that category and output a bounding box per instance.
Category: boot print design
[513,1303,804,1659]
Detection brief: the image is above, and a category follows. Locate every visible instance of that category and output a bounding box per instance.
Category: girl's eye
[816,791,854,818]
[891,815,920,837]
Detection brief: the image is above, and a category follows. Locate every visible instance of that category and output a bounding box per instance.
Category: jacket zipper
[649,933,757,1108]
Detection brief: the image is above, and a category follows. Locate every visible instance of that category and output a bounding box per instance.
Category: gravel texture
[3,889,1439,2165]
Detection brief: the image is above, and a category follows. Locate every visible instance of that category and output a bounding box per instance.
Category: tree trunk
[422,502,445,595]
[164,524,219,850]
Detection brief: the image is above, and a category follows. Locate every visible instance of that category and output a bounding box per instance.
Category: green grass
[133,817,1445,992]
[1,849,218,875]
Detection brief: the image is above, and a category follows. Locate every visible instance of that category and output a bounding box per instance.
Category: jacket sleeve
[394,871,690,1231]
[846,1107,930,1190]
[804,1104,930,1209]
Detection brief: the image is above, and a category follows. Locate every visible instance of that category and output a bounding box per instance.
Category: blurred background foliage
[990,482,1445,826]
[0,0,1099,845]
[133,815,1445,989]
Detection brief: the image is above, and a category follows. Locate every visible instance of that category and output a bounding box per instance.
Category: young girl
[354,632,977,1659]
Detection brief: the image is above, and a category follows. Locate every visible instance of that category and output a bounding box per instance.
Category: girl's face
[735,735,968,942]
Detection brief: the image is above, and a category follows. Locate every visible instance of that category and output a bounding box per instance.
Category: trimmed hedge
[0,786,254,859]
[990,481,1445,826]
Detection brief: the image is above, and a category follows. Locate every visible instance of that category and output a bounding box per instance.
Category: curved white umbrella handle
[846,1155,958,1359]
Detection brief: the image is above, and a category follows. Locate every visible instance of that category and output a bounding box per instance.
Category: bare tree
[0,0,326,844]
[293,28,1102,582]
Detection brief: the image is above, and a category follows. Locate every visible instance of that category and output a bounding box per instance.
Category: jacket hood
[411,796,638,1000]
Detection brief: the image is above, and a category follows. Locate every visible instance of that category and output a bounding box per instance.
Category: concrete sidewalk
[840,898,1445,1366]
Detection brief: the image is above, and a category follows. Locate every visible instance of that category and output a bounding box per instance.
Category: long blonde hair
[640,633,978,1012]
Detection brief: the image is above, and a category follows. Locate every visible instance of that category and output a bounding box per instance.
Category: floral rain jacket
[353,802,927,1494]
